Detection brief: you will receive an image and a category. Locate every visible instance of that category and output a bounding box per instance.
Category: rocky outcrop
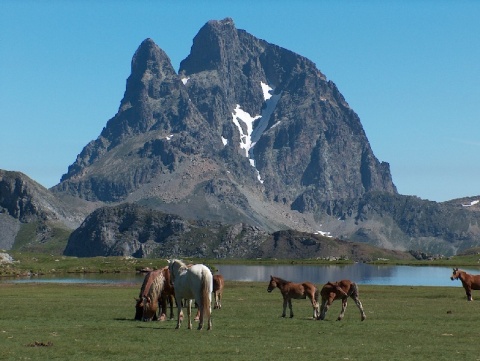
[64,203,413,261]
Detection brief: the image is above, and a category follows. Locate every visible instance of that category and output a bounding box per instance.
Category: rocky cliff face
[51,18,396,235]
[179,19,396,207]
[0,170,95,250]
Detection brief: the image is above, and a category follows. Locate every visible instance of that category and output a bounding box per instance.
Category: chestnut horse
[213,274,225,309]
[267,275,319,319]
[318,280,366,321]
[134,267,177,321]
[451,268,480,301]
[168,259,213,330]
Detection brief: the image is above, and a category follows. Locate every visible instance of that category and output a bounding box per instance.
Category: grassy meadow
[1,281,480,361]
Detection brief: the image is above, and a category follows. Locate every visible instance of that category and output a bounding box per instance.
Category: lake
[214,263,480,287]
[2,264,479,287]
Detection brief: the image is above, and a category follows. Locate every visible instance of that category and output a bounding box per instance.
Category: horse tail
[201,268,212,322]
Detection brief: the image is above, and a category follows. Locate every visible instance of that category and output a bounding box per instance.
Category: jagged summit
[52,18,396,231]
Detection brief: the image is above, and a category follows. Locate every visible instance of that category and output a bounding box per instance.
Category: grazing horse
[318,280,366,321]
[134,267,178,321]
[213,274,225,309]
[267,275,320,319]
[168,259,213,330]
[451,268,480,301]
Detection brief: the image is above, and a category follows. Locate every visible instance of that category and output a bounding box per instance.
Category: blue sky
[1,0,479,202]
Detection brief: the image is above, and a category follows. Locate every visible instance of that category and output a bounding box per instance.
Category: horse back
[469,274,480,290]
[321,280,354,300]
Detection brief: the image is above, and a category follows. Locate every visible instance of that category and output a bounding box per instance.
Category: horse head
[451,268,461,281]
[267,275,276,292]
[134,297,144,321]
[142,295,157,321]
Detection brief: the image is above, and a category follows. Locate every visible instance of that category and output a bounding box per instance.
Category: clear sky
[1,0,479,202]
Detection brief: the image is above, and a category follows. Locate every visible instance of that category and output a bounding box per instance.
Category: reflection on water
[3,264,480,287]
[3,273,145,285]
[213,264,480,287]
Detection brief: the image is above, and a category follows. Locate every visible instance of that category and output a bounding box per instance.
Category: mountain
[3,18,480,257]
[51,18,396,233]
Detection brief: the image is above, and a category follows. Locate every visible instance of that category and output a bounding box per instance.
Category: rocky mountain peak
[53,18,396,225]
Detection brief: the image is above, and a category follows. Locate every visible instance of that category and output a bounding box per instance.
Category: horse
[450,268,480,301]
[317,280,366,321]
[168,259,213,330]
[267,275,320,319]
[213,274,225,309]
[134,267,178,321]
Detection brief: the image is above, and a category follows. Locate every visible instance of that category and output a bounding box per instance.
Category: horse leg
[218,291,222,309]
[318,297,332,320]
[168,295,175,320]
[288,299,294,318]
[197,299,204,330]
[194,303,200,321]
[337,298,347,321]
[186,299,193,330]
[281,297,288,317]
[466,287,473,301]
[308,295,319,319]
[175,299,183,329]
[159,295,167,321]
[352,296,366,321]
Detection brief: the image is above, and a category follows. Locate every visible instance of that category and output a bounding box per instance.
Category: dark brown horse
[134,267,178,321]
[267,275,319,318]
[451,268,480,301]
[318,280,366,321]
[213,274,224,309]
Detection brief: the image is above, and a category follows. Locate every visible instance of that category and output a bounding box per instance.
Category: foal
[451,268,480,301]
[267,275,320,319]
[318,280,366,321]
[213,274,225,309]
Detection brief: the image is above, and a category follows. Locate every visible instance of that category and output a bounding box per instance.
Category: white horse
[168,259,213,330]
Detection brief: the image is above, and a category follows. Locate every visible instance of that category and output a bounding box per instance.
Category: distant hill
[64,203,414,261]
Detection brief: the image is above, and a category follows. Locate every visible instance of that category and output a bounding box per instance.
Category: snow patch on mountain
[462,200,479,207]
[231,82,281,183]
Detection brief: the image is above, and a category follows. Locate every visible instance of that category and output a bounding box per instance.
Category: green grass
[1,282,480,360]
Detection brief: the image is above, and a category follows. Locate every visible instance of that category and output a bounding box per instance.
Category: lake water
[214,264,480,287]
[3,264,479,287]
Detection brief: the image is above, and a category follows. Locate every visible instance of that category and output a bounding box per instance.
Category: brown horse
[213,274,224,309]
[318,280,366,321]
[134,267,178,321]
[267,275,319,318]
[451,268,480,301]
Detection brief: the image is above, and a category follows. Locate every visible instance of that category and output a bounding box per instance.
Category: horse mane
[170,259,188,271]
[140,268,166,301]
[272,276,290,285]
